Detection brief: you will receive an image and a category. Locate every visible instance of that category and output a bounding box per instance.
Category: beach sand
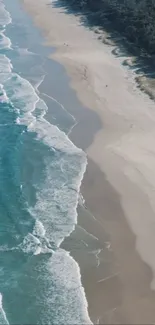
[21,0,155,323]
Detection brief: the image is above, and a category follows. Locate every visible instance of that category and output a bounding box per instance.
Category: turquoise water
[0,0,91,323]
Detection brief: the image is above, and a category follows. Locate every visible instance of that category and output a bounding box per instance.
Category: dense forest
[64,0,155,56]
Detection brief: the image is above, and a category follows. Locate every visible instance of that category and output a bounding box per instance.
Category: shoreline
[3,1,93,323]
[21,0,155,323]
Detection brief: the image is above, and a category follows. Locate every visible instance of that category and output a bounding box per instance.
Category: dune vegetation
[65,0,155,56]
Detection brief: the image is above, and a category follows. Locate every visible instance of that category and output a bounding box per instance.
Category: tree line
[65,0,155,55]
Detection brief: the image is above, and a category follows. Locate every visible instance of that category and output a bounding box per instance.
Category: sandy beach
[21,0,155,323]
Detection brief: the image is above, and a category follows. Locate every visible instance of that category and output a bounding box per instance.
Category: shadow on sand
[48,0,155,101]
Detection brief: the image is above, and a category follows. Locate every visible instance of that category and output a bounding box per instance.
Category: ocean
[0,0,91,323]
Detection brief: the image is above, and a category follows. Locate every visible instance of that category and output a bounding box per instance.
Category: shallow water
[0,0,91,323]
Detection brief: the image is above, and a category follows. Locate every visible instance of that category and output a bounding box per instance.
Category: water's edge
[0,0,93,323]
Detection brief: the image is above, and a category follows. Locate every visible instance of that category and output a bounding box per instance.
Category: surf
[0,0,91,324]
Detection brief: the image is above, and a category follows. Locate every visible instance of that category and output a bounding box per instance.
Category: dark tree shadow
[47,0,155,92]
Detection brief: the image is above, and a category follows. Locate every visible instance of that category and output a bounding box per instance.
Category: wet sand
[21,0,155,323]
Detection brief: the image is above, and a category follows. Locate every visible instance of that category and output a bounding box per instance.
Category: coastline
[20,0,155,323]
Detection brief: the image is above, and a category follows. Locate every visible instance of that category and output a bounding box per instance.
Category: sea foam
[0,293,9,325]
[0,1,92,324]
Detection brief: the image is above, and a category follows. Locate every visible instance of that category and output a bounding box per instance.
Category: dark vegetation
[59,0,155,57]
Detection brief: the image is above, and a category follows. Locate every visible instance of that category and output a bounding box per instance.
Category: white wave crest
[0,54,12,73]
[0,1,12,26]
[0,30,12,50]
[1,67,87,247]
[33,219,46,238]
[0,83,9,103]
[0,293,9,325]
[38,249,92,324]
[0,6,90,323]
[18,233,41,255]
